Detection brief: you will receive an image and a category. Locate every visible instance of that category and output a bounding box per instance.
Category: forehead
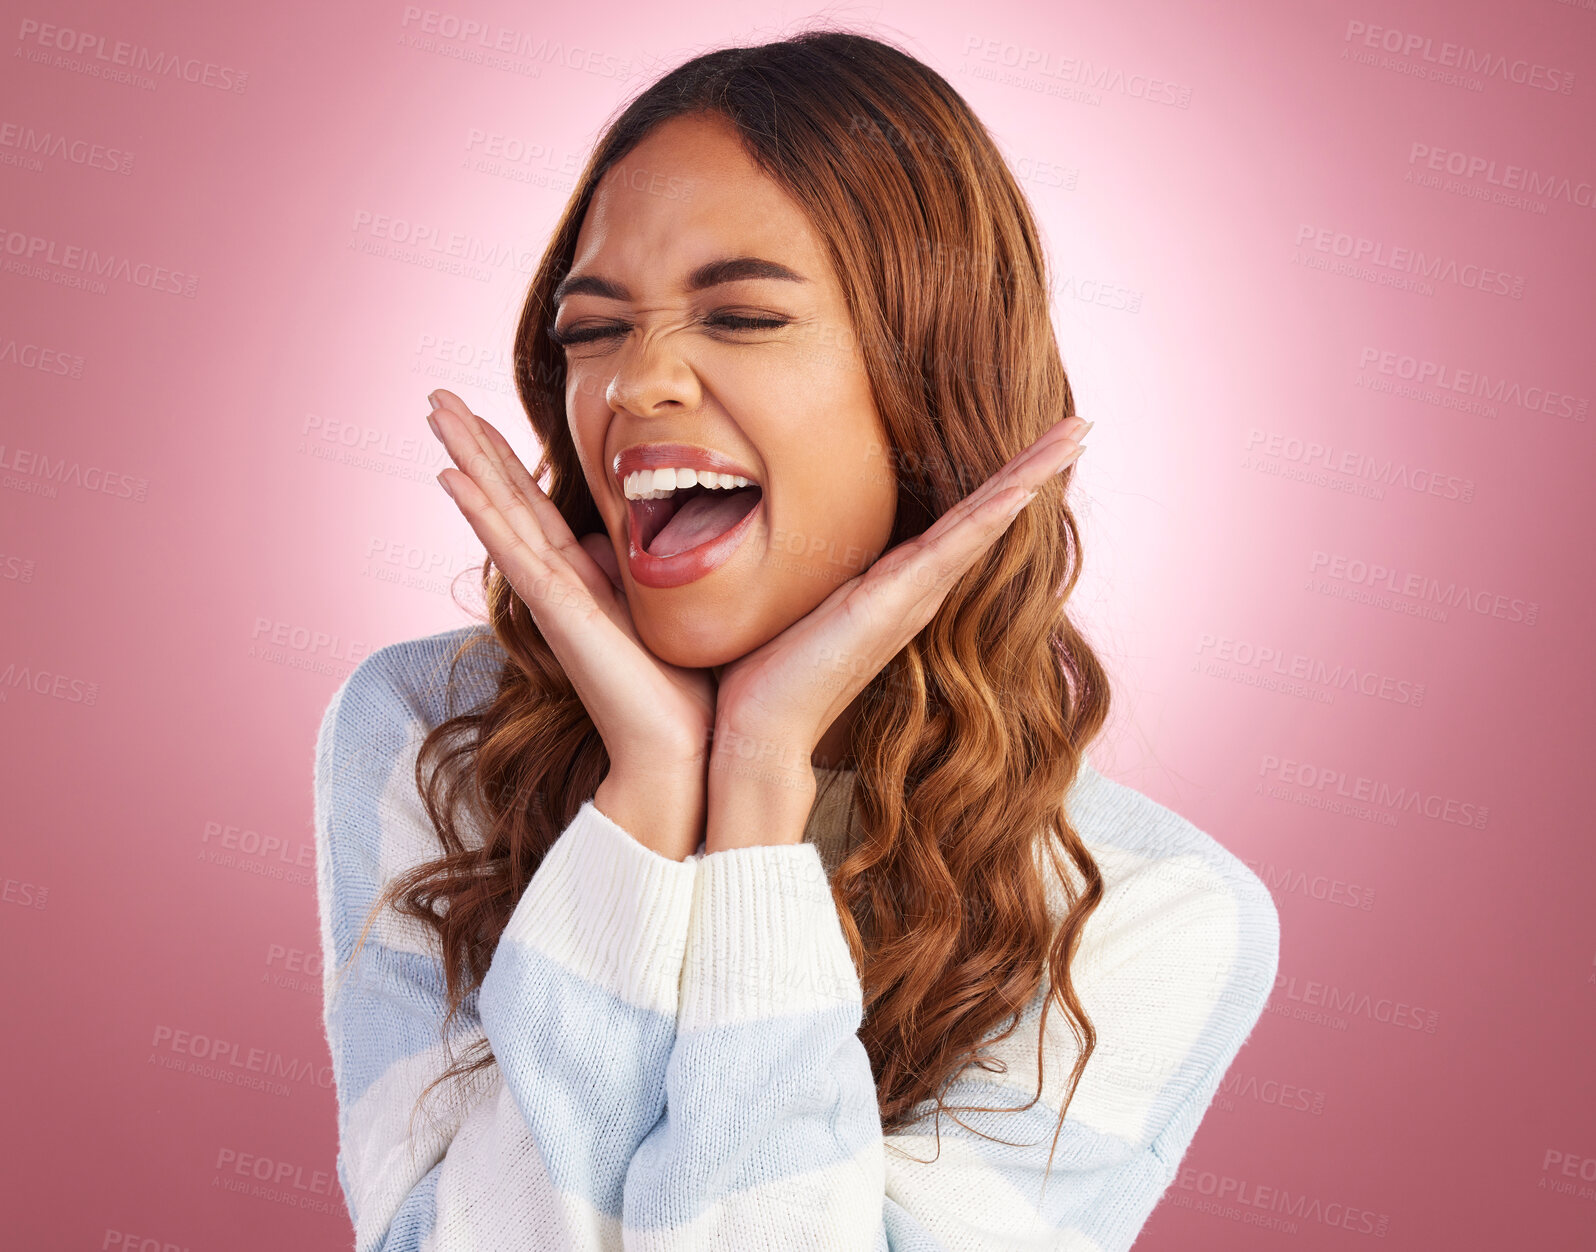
[568,114,829,294]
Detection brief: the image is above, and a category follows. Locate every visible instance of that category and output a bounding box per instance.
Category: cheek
[845,425,899,564]
[565,360,608,412]
[853,454,899,558]
[773,443,895,581]
[566,400,610,492]
[766,379,894,556]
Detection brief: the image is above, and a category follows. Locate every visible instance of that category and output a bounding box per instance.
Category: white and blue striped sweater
[313,625,1280,1250]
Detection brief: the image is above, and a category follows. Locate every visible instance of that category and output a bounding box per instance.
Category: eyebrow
[552,255,809,307]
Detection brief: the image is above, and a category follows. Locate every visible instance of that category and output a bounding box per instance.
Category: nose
[604,328,702,420]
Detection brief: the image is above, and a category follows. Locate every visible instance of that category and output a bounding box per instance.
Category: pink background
[4,0,1593,1247]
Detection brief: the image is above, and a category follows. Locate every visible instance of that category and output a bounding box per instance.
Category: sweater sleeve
[313,650,699,1251]
[620,831,1279,1250]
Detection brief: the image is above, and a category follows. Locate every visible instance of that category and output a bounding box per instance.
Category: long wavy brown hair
[342,25,1112,1187]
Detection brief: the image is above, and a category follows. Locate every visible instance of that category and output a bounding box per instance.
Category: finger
[924,429,1085,549]
[435,396,540,502]
[961,415,1086,504]
[427,390,600,605]
[1026,413,1092,461]
[441,467,598,629]
[472,418,604,570]
[961,438,1086,538]
[442,465,692,764]
[428,388,504,476]
[428,387,469,417]
[426,396,626,593]
[762,424,1091,724]
[430,402,516,507]
[440,469,552,599]
[429,401,623,614]
[465,416,623,608]
[431,404,563,561]
[431,401,576,553]
[982,417,1089,497]
[868,440,1086,614]
[435,426,575,619]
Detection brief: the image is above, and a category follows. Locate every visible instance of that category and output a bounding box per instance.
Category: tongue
[648,487,759,558]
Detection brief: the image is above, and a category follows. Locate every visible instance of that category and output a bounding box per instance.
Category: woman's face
[555,111,898,669]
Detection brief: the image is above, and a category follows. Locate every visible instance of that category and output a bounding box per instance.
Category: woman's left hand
[708,414,1091,839]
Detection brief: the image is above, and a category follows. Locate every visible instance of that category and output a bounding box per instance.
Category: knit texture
[313,625,1280,1250]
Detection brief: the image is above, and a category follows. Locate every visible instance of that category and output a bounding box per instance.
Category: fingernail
[1055,443,1086,475]
[1006,488,1038,516]
[426,411,441,440]
[436,471,454,499]
[427,390,442,409]
[1076,419,1095,436]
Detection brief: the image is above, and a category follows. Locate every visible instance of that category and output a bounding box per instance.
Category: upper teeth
[623,467,753,500]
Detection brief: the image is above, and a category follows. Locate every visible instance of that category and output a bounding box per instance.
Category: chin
[631,603,767,671]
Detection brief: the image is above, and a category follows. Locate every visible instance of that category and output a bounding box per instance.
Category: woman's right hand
[426,388,714,860]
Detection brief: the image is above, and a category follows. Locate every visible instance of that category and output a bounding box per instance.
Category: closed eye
[547,313,790,348]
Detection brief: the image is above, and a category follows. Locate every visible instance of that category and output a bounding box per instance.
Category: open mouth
[629,481,764,559]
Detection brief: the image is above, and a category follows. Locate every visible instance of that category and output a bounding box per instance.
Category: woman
[313,27,1280,1250]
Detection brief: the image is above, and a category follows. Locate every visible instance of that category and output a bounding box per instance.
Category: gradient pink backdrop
[3,0,1593,1247]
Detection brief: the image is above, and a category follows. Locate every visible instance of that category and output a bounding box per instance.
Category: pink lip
[612,442,761,490]
[613,443,764,590]
[625,493,763,588]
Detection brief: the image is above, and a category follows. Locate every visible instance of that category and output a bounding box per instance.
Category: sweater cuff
[679,842,862,1032]
[500,798,698,1016]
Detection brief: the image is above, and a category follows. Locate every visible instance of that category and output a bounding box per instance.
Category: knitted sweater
[312,625,1280,1251]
